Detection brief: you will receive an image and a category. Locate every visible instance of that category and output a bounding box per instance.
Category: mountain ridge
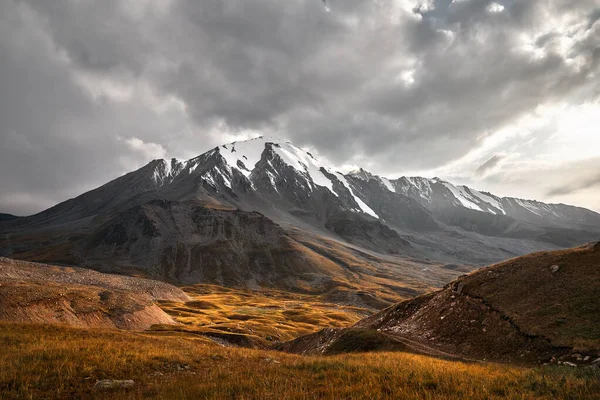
[1,136,598,302]
[7,136,598,230]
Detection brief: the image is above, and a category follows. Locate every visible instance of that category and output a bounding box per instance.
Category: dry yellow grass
[153,284,370,343]
[1,322,598,399]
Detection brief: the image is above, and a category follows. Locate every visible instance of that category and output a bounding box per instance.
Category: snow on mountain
[467,187,505,215]
[148,136,380,219]
[437,180,483,212]
[6,136,599,274]
[217,136,336,192]
[143,138,599,231]
[151,158,187,187]
[347,169,600,227]
[348,169,398,197]
[348,168,377,182]
[352,171,509,216]
[217,137,266,178]
[216,137,382,218]
[335,172,379,218]
[380,177,395,193]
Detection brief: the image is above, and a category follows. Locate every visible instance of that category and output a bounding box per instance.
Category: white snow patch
[265,170,280,193]
[215,168,232,189]
[188,162,199,174]
[151,158,186,187]
[468,188,506,215]
[336,173,379,219]
[440,182,483,211]
[275,145,334,192]
[515,198,545,216]
[219,137,266,177]
[381,177,395,193]
[162,159,172,177]
[202,172,216,187]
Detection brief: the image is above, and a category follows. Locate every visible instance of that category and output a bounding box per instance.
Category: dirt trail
[379,332,481,363]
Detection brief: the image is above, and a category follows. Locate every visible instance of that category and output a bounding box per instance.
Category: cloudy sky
[1,0,599,216]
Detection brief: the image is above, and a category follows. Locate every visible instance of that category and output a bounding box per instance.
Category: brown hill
[280,242,600,364]
[0,258,189,330]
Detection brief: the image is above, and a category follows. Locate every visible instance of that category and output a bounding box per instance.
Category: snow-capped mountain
[2,136,599,291]
[135,135,599,240]
[146,137,379,219]
[347,168,600,232]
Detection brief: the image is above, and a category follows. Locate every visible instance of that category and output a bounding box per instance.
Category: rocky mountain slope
[0,258,189,330]
[0,213,18,221]
[280,242,600,364]
[2,199,455,308]
[350,169,600,229]
[349,169,600,245]
[1,137,598,300]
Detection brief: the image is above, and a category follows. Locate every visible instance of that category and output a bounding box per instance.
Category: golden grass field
[1,322,599,399]
[153,284,370,344]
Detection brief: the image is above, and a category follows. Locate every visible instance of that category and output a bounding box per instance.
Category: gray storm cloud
[476,155,506,176]
[547,174,600,197]
[0,0,599,215]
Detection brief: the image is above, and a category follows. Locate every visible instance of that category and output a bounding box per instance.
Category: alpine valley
[2,137,600,399]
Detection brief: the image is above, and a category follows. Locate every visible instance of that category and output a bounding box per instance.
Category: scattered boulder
[591,358,600,366]
[453,282,465,295]
[563,362,577,367]
[550,265,560,273]
[93,380,134,390]
[175,364,190,371]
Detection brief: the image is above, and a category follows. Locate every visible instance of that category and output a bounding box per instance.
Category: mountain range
[1,136,598,306]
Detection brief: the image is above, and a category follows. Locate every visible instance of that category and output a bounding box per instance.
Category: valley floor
[1,322,599,400]
[153,284,371,344]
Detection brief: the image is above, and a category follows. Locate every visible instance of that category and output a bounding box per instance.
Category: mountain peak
[149,158,187,187]
[348,168,376,181]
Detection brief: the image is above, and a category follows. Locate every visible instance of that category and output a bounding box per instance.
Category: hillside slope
[281,242,600,364]
[0,258,189,330]
[0,213,18,221]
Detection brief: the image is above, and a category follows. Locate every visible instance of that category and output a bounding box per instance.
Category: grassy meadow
[154,284,370,343]
[1,322,599,400]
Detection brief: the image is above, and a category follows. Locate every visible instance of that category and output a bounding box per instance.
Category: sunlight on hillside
[1,323,598,400]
